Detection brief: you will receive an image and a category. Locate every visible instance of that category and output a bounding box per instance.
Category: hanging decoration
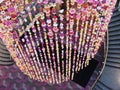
[0,0,116,84]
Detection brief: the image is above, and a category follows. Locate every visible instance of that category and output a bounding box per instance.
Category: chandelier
[0,0,116,84]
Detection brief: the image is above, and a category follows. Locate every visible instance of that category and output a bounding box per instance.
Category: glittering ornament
[0,0,117,84]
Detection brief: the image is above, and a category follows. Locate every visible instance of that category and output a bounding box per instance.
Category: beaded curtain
[0,0,116,84]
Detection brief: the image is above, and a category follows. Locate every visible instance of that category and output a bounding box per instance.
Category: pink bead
[93,0,99,5]
[53,27,59,33]
[50,43,54,47]
[69,8,76,14]
[76,14,81,19]
[76,0,83,4]
[81,17,85,21]
[8,7,15,13]
[82,10,87,15]
[56,0,63,4]
[89,0,94,3]
[70,30,74,36]
[102,0,106,4]
[4,21,11,26]
[43,0,48,4]
[48,31,53,36]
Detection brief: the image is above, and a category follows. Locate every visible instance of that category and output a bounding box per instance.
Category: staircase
[93,3,120,90]
[0,39,14,66]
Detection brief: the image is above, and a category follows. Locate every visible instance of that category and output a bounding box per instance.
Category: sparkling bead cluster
[0,0,32,71]
[0,0,117,84]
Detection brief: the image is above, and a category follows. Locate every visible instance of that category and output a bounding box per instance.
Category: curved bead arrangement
[0,0,32,65]
[0,0,116,84]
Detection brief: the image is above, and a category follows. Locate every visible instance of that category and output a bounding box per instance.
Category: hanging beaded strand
[38,4,55,82]
[17,41,36,79]
[39,7,56,83]
[24,6,44,81]
[22,37,41,80]
[83,15,95,68]
[0,0,117,85]
[74,0,87,71]
[44,4,56,84]
[16,48,29,74]
[36,5,50,82]
[20,1,44,80]
[23,34,43,81]
[68,0,76,79]
[76,1,93,71]
[36,19,50,82]
[75,0,85,72]
[65,0,70,81]
[75,21,84,72]
[92,0,115,58]
[51,5,62,83]
[25,6,45,81]
[27,29,44,81]
[71,2,82,80]
[32,5,51,82]
[59,10,65,82]
[15,44,30,75]
[84,2,100,65]
[32,25,47,80]
[77,1,91,71]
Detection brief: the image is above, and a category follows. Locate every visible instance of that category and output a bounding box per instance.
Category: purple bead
[93,0,99,5]
[76,0,83,4]
[89,0,94,3]
[4,21,11,26]
[51,0,55,3]
[8,7,15,13]
[102,0,106,4]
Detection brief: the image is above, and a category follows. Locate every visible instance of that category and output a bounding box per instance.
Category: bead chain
[32,20,49,81]
[36,19,50,82]
[44,4,56,84]
[51,5,62,83]
[68,0,76,79]
[83,15,95,68]
[89,19,99,59]
[16,46,28,74]
[27,28,43,81]
[36,20,49,82]
[43,30,54,84]
[17,41,35,79]
[59,12,65,82]
[65,0,70,81]
[32,26,47,81]
[7,0,116,84]
[22,37,39,80]
[85,15,98,67]
[76,21,84,72]
[81,6,94,68]
[24,33,42,80]
[71,4,81,80]
[40,14,54,83]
